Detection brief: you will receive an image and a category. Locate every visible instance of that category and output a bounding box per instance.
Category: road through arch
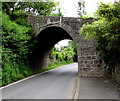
[28,16,104,77]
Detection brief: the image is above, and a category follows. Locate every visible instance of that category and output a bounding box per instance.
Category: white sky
[56,0,115,17]
[55,39,70,49]
[55,0,115,48]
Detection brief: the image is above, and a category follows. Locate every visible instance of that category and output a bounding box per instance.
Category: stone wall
[77,39,105,77]
[28,15,106,77]
[112,65,120,84]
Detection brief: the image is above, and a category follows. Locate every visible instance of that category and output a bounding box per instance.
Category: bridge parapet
[28,15,97,36]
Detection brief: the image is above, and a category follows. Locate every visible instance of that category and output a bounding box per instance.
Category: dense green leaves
[2,1,61,86]
[95,3,120,21]
[2,12,34,85]
[15,2,57,15]
[80,2,120,69]
[2,2,58,18]
[50,41,77,63]
[2,12,31,59]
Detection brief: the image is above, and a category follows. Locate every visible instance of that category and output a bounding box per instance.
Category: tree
[50,8,63,16]
[2,2,57,19]
[67,41,77,62]
[2,1,60,85]
[2,2,16,16]
[77,0,87,17]
[80,2,120,70]
[49,40,77,63]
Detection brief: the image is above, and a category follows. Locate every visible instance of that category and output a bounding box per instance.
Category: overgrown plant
[50,40,77,63]
[79,2,120,72]
[2,1,63,86]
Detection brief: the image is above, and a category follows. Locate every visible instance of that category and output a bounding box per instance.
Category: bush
[80,2,120,71]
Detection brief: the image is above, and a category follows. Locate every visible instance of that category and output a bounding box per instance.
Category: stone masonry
[28,15,105,77]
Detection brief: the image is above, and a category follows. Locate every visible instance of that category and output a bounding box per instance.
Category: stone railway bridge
[28,16,105,77]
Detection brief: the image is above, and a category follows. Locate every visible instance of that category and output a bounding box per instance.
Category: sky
[55,0,115,48]
[56,0,115,17]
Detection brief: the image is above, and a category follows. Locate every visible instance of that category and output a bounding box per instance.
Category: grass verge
[2,61,73,87]
[35,61,72,74]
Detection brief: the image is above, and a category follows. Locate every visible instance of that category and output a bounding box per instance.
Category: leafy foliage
[50,8,63,16]
[2,12,34,85]
[77,0,87,17]
[80,2,120,70]
[2,1,61,86]
[50,40,77,63]
[2,2,58,19]
[2,12,31,60]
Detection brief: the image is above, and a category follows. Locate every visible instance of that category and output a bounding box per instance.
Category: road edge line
[74,76,80,100]
[71,75,80,100]
[0,64,69,89]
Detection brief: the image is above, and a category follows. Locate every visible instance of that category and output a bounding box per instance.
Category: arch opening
[53,39,77,63]
[31,26,78,69]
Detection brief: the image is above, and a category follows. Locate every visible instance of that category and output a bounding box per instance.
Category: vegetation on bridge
[80,2,120,73]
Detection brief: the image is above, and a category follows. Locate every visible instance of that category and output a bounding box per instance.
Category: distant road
[2,63,78,99]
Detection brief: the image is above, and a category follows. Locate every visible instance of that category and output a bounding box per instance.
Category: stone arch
[28,16,105,77]
[37,22,80,45]
[31,25,79,69]
[59,23,79,44]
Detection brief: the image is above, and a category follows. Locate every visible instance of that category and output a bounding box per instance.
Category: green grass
[34,61,73,74]
[2,61,73,87]
[2,61,33,86]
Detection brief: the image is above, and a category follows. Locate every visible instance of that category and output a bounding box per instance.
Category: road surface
[2,63,78,99]
[78,77,118,99]
[1,63,118,100]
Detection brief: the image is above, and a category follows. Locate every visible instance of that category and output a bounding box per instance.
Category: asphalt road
[2,63,78,99]
[1,63,118,100]
[78,77,118,99]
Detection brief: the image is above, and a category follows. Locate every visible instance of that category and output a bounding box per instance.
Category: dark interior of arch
[31,26,73,69]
